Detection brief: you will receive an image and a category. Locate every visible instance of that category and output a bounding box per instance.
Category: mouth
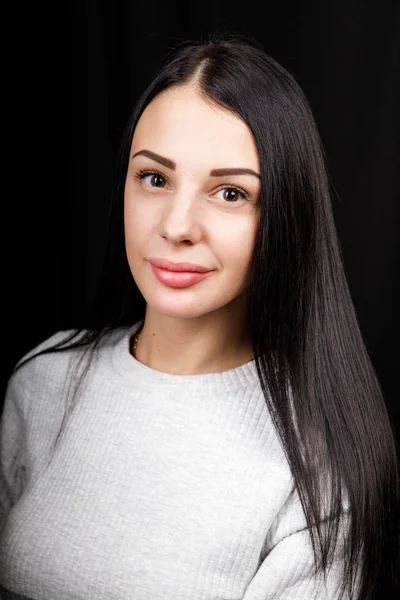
[149,262,213,288]
[148,258,212,273]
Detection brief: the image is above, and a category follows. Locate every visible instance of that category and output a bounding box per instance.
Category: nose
[158,189,202,245]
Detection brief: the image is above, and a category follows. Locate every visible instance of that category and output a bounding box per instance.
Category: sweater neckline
[111,319,260,392]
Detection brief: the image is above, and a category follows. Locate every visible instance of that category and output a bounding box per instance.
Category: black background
[3,1,399,446]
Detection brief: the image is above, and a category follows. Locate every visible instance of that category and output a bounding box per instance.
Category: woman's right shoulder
[8,325,132,390]
[2,330,89,437]
[28,329,77,353]
[17,329,83,363]
[3,326,131,422]
[10,326,129,383]
[8,329,88,388]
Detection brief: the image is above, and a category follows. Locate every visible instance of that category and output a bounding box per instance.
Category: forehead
[131,85,260,170]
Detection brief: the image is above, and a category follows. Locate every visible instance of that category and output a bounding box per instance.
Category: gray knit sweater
[0,320,347,599]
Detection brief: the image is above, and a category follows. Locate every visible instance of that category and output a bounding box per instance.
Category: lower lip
[149,263,212,288]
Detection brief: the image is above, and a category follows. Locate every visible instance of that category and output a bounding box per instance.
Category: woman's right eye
[135,170,167,188]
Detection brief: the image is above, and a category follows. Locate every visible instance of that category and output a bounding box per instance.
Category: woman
[0,32,398,600]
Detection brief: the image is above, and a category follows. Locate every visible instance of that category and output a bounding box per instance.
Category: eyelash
[134,169,250,203]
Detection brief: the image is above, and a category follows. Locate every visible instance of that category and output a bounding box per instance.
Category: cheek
[124,202,137,238]
[124,196,144,265]
[216,220,258,273]
[124,192,150,242]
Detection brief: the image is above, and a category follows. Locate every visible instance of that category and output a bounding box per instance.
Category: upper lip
[149,258,212,273]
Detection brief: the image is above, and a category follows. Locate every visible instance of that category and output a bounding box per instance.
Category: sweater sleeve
[243,487,352,600]
[0,374,29,533]
[0,330,73,535]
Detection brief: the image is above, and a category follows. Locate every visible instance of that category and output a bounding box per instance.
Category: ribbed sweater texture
[0,320,346,599]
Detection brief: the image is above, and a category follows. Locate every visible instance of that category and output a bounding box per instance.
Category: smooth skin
[124,84,262,375]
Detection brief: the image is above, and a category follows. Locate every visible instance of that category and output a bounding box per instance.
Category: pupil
[152,174,164,187]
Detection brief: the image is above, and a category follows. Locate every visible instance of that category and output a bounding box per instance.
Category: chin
[146,291,239,322]
[148,302,213,320]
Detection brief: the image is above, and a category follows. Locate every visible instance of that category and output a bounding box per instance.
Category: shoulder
[21,329,78,359]
[10,326,130,386]
[14,328,82,369]
[6,330,80,397]
[2,326,132,447]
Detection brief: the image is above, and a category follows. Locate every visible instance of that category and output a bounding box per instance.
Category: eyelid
[135,168,169,182]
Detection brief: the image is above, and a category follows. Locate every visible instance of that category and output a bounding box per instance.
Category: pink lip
[149,262,213,288]
[148,258,212,273]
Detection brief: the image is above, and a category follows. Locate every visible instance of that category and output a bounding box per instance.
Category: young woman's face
[124,84,261,321]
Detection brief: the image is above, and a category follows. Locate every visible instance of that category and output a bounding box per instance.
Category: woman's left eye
[215,186,249,203]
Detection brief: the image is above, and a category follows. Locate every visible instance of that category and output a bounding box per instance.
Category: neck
[133,304,253,376]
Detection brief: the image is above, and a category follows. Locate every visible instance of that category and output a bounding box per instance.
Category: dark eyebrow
[132,150,176,170]
[210,168,261,180]
[132,149,261,179]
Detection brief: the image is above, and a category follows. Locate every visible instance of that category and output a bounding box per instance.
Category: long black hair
[12,32,400,599]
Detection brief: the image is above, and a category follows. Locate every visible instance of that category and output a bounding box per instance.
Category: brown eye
[215,186,248,204]
[150,173,166,187]
[135,170,168,188]
[224,189,239,202]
